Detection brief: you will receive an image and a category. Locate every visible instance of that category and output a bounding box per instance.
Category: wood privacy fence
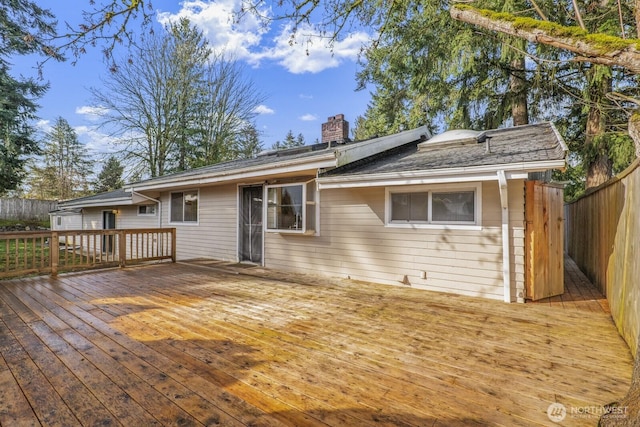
[0,198,58,221]
[565,159,640,357]
[0,228,176,280]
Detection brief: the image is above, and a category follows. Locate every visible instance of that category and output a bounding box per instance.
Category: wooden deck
[530,256,611,313]
[0,260,633,426]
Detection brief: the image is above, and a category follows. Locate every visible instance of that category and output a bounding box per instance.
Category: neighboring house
[57,118,567,302]
[50,207,83,231]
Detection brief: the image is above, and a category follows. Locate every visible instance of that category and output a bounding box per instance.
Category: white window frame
[385,183,482,230]
[169,189,199,225]
[265,180,316,234]
[137,204,157,216]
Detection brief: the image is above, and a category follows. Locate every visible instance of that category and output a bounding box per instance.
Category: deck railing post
[171,228,176,263]
[119,230,126,268]
[50,231,58,277]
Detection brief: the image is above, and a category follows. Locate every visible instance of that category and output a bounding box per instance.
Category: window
[391,192,428,222]
[266,181,316,233]
[138,205,157,216]
[387,184,480,227]
[432,191,475,223]
[170,191,198,223]
[56,216,62,226]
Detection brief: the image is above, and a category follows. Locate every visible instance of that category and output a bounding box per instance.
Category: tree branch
[450,5,640,74]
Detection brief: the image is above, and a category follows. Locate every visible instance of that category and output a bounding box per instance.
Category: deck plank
[0,260,634,427]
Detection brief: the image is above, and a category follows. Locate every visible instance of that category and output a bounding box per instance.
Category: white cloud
[299,93,313,99]
[157,0,269,59]
[74,126,118,155]
[299,114,317,121]
[254,104,275,115]
[255,23,370,73]
[76,105,109,121]
[157,2,371,74]
[35,119,51,132]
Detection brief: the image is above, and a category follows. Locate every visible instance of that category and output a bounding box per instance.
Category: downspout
[497,170,512,303]
[131,190,162,228]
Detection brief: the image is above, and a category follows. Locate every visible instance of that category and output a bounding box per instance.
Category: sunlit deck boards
[0,262,633,426]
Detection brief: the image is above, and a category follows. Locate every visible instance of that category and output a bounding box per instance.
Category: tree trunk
[585,66,612,188]
[628,112,640,158]
[510,57,529,126]
[600,337,640,426]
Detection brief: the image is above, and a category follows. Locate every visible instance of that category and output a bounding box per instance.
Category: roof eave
[127,155,337,192]
[317,159,566,189]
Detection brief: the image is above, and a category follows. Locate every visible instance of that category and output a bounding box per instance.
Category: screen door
[239,186,263,263]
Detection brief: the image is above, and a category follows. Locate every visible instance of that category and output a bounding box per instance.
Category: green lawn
[0,236,91,277]
[0,237,51,273]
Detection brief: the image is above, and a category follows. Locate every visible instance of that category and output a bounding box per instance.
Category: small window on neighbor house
[138,205,156,216]
[56,216,62,226]
[170,191,198,223]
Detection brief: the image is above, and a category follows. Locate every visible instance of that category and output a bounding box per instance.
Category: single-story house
[56,120,567,302]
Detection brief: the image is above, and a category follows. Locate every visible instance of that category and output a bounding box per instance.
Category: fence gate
[525,181,565,301]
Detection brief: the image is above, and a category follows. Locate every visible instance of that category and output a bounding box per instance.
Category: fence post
[171,228,176,263]
[50,231,58,276]
[119,230,126,268]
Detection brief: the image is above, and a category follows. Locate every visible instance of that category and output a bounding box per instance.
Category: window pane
[139,205,156,215]
[170,193,183,222]
[432,191,475,222]
[183,191,198,222]
[409,193,428,221]
[391,192,427,222]
[305,202,315,232]
[280,186,303,229]
[391,193,410,221]
[267,185,304,230]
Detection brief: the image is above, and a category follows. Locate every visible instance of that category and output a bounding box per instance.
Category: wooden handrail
[0,228,176,279]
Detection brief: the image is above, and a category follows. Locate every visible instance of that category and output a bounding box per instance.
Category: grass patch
[0,236,91,278]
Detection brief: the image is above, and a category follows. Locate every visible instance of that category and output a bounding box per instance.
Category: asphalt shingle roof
[60,189,131,205]
[322,122,566,177]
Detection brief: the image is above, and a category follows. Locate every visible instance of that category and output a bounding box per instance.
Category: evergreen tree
[29,117,92,200]
[272,130,305,150]
[94,156,125,193]
[234,124,263,159]
[0,1,58,195]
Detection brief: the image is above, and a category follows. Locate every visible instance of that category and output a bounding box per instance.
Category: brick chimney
[321,114,349,144]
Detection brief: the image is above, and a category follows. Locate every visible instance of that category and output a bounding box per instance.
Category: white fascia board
[317,159,564,189]
[60,197,134,208]
[335,126,431,167]
[128,156,337,192]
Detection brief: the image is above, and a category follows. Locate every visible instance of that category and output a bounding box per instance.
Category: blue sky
[13,0,373,169]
